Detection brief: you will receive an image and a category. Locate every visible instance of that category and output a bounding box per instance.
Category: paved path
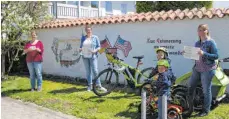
[1,97,79,119]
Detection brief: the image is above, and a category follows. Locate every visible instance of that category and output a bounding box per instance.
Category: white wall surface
[37,16,229,85]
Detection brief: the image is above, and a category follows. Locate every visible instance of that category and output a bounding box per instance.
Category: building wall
[100,1,136,16]
[37,16,229,87]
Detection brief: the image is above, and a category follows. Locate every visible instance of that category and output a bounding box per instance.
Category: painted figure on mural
[79,25,107,92]
[188,24,219,117]
[24,30,44,92]
[51,38,82,67]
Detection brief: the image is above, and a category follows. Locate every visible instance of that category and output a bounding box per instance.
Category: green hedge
[136,1,213,13]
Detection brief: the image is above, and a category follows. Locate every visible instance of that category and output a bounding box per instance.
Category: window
[121,4,127,14]
[80,1,84,6]
[66,1,78,5]
[57,1,66,4]
[91,1,98,8]
[105,1,112,12]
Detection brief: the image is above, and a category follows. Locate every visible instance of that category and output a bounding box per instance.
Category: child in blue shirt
[156,59,172,119]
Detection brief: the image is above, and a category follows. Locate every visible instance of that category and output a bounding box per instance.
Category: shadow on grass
[83,94,140,104]
[49,87,87,94]
[43,74,88,86]
[85,94,139,101]
[115,102,140,119]
[1,89,31,97]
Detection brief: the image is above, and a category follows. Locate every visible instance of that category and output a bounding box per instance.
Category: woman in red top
[24,30,44,92]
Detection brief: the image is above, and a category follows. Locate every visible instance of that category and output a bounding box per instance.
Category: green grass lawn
[1,76,229,119]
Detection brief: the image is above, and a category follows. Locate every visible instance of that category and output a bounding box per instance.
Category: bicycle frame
[105,53,149,88]
[175,58,229,99]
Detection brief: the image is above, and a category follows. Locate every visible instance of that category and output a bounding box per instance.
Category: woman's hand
[36,48,41,52]
[24,48,33,53]
[198,49,204,56]
[91,50,97,54]
[79,48,82,52]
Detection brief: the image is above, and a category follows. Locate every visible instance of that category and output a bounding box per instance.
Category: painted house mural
[51,37,81,67]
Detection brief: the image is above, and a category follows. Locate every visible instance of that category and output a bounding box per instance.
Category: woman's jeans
[27,62,43,89]
[188,69,216,113]
[83,56,101,87]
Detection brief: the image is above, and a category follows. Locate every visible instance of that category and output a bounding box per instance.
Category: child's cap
[155,47,168,56]
[157,59,170,68]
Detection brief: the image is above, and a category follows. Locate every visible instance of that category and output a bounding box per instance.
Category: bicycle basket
[106,48,117,62]
[106,48,117,55]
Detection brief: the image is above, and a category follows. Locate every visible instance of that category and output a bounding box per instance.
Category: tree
[136,1,213,13]
[1,1,51,79]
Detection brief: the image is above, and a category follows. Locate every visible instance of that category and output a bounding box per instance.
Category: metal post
[89,1,91,17]
[141,88,146,119]
[78,1,81,18]
[52,1,58,19]
[162,95,167,119]
[98,1,101,17]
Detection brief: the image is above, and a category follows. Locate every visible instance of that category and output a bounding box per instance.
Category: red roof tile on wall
[35,7,229,29]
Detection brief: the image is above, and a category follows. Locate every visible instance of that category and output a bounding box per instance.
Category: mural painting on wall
[147,38,184,55]
[114,35,132,57]
[51,37,81,67]
[51,35,133,67]
[99,35,132,57]
[98,35,112,54]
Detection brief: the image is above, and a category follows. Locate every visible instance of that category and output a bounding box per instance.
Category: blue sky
[213,1,229,8]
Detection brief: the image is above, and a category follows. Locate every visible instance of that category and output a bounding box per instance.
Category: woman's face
[157,51,165,60]
[198,27,208,38]
[31,31,37,40]
[86,27,92,35]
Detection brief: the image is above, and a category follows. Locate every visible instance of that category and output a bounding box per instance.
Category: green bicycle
[92,48,153,96]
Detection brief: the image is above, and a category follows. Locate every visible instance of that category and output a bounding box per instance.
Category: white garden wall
[37,16,229,87]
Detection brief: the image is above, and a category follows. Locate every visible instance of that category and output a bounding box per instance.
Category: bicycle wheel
[168,108,183,119]
[92,68,119,97]
[137,67,153,84]
[138,82,156,116]
[193,86,204,111]
[138,103,154,117]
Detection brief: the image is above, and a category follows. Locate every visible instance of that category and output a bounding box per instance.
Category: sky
[213,1,229,8]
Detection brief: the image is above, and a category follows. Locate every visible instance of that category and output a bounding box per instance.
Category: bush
[5,41,29,75]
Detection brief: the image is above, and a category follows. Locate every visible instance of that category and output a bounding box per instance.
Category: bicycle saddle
[133,55,144,60]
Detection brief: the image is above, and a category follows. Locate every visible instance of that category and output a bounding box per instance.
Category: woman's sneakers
[99,86,107,92]
[198,111,209,117]
[87,86,92,92]
[87,85,107,92]
[31,87,42,92]
[37,86,42,92]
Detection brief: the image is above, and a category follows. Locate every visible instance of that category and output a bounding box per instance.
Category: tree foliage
[136,1,213,13]
[1,1,51,79]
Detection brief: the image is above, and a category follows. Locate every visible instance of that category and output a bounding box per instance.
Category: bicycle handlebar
[219,57,229,62]
[113,55,124,61]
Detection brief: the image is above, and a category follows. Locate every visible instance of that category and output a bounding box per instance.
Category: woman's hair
[31,30,36,34]
[85,25,92,31]
[198,24,210,41]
